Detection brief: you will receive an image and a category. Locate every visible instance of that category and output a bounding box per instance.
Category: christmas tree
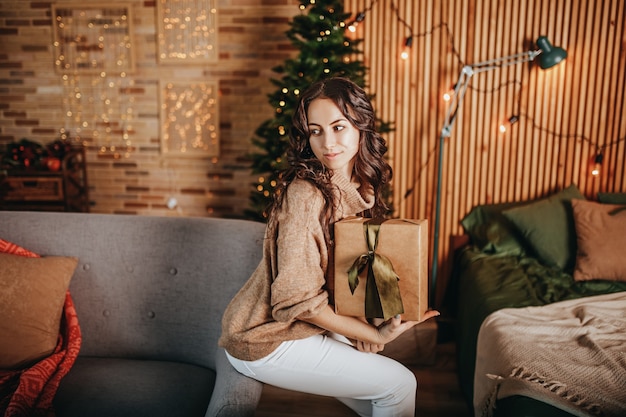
[245,0,390,221]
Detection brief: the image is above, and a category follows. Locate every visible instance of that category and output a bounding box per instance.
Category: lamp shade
[536,36,567,69]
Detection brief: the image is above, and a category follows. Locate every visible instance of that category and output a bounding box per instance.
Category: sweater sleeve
[270,180,330,323]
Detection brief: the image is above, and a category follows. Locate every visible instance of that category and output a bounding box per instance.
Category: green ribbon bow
[346,218,404,320]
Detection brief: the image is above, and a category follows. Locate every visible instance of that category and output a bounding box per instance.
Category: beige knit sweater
[219,173,375,361]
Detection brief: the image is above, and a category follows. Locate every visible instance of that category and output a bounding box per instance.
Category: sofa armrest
[205,348,263,417]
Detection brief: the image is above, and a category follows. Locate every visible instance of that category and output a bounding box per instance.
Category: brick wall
[0,0,301,218]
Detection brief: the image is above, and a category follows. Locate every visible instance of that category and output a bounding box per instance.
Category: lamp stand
[429,37,566,308]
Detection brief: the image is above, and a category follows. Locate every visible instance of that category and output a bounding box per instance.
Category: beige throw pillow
[572,199,626,282]
[0,253,78,369]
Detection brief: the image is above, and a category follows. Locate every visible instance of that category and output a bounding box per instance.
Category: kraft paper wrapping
[333,217,429,321]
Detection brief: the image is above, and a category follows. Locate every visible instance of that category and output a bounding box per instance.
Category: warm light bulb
[591,153,603,176]
[400,37,413,60]
[348,12,365,33]
[500,115,519,134]
[443,91,452,101]
[167,197,178,210]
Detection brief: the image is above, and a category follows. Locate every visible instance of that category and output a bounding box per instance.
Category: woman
[219,77,439,417]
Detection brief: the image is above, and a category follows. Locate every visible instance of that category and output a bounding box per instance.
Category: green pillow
[598,192,626,204]
[461,202,529,256]
[502,184,585,271]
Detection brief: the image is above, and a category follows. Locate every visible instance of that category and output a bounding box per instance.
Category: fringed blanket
[474,291,626,417]
[0,240,82,417]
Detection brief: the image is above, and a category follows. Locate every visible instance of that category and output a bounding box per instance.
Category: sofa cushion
[0,252,78,369]
[54,357,216,417]
[572,199,626,282]
[502,184,585,271]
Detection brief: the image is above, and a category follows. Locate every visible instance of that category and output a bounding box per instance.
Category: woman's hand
[303,305,439,348]
[374,310,440,345]
[355,340,385,353]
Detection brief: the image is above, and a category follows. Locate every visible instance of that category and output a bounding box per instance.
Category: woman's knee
[382,365,417,404]
[371,367,416,416]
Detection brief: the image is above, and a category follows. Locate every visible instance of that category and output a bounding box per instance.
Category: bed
[451,185,626,417]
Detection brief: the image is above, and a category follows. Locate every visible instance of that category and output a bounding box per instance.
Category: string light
[499,115,519,134]
[359,0,625,194]
[52,5,133,73]
[347,12,365,32]
[53,4,135,156]
[591,153,603,176]
[157,0,218,63]
[300,0,318,11]
[161,81,219,156]
[442,86,455,102]
[347,0,378,33]
[355,0,626,153]
[400,36,413,60]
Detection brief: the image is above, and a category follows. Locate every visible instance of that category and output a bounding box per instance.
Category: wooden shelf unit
[1,148,89,212]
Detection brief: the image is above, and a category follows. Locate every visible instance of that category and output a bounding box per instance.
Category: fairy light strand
[346,0,626,192]
[352,0,624,172]
[347,0,378,32]
[53,4,135,157]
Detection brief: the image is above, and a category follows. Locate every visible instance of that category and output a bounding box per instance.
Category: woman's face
[307,98,360,180]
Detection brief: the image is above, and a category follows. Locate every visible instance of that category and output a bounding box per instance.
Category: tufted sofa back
[0,211,266,371]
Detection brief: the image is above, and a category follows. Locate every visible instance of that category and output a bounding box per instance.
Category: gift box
[333,217,429,321]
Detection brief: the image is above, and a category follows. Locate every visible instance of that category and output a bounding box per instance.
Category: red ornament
[46,157,61,171]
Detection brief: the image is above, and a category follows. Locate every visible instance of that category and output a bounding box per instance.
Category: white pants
[226,333,417,417]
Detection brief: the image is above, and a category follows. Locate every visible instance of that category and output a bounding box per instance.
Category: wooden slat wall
[345,0,626,307]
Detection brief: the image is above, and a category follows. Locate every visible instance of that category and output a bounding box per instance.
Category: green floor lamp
[430,36,567,307]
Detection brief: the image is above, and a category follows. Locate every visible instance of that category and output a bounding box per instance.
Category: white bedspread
[474,291,626,417]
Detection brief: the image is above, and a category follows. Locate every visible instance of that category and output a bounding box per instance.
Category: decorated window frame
[51,3,135,74]
[156,0,218,63]
[160,81,220,157]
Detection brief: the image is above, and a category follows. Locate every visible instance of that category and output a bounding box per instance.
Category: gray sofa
[0,211,266,417]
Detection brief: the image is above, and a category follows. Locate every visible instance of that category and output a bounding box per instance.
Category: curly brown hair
[268,77,392,242]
